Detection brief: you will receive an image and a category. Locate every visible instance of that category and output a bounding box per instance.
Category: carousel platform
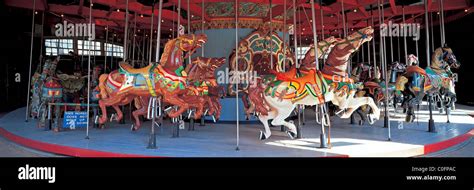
[0,104,473,157]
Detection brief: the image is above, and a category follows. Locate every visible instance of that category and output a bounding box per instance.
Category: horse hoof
[259,131,267,140]
[405,115,414,123]
[287,131,296,140]
[367,114,375,125]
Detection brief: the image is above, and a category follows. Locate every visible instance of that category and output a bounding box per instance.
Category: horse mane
[159,39,178,66]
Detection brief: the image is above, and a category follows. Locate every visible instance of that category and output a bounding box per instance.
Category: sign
[63,111,88,129]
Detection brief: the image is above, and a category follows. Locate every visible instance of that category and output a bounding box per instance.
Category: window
[45,39,73,56]
[45,39,59,56]
[296,46,311,60]
[78,40,101,55]
[105,43,124,58]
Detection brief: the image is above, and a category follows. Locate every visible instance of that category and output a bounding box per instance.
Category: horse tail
[134,97,143,110]
[247,85,270,116]
[395,75,408,93]
[98,74,109,99]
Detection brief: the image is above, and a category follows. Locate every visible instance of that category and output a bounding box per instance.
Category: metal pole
[124,0,129,60]
[38,11,45,68]
[370,5,377,77]
[439,0,445,45]
[425,0,435,132]
[311,0,325,148]
[25,0,36,122]
[282,0,287,72]
[390,31,393,63]
[298,6,302,68]
[177,0,181,38]
[132,13,137,67]
[403,5,408,63]
[148,2,155,63]
[86,0,93,139]
[201,0,205,57]
[293,0,302,138]
[341,0,350,75]
[293,0,298,68]
[235,0,240,151]
[320,0,325,64]
[187,0,191,67]
[378,0,385,80]
[104,25,108,71]
[155,0,163,62]
[310,0,320,69]
[380,0,391,139]
[269,0,273,70]
[430,12,434,52]
[397,36,400,62]
[415,31,419,57]
[367,19,371,68]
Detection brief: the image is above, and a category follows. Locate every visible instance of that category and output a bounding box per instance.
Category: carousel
[1,0,473,157]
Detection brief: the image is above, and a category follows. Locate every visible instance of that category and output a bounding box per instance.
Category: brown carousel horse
[130,56,226,130]
[97,34,207,128]
[183,56,226,120]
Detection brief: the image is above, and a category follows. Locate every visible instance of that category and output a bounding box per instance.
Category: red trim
[1,126,472,157]
[423,129,474,154]
[0,128,162,158]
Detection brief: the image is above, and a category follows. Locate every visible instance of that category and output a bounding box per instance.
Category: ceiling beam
[389,0,397,14]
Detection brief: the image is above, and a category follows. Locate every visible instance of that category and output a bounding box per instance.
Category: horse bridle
[335,30,370,51]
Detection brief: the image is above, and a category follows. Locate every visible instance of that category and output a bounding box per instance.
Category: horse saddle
[119,62,153,75]
[363,81,381,95]
[118,62,158,96]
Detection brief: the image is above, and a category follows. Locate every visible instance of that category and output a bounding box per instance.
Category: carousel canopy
[4,0,472,37]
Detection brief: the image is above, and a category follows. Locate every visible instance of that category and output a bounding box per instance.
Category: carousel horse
[349,59,411,124]
[30,56,63,128]
[184,56,226,120]
[97,34,207,129]
[243,36,340,118]
[57,71,86,109]
[130,56,226,130]
[395,46,460,122]
[248,27,380,140]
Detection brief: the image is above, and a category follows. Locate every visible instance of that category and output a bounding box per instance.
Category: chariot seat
[119,62,153,75]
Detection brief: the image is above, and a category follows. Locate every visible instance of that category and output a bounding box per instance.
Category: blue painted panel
[63,111,88,129]
[216,97,258,122]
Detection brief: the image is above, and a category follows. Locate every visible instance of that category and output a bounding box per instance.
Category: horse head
[188,57,226,82]
[336,26,374,53]
[406,54,419,66]
[323,27,373,76]
[441,46,460,69]
[177,34,207,57]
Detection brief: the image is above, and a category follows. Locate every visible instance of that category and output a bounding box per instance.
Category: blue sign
[63,111,88,129]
